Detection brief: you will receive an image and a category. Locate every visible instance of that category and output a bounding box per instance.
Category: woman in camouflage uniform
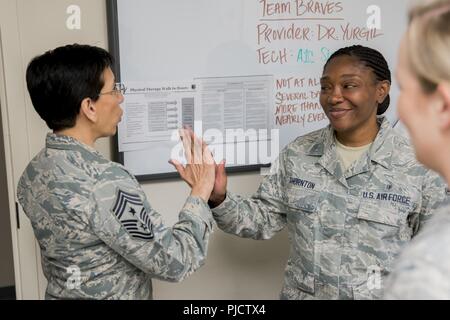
[384,0,450,299]
[175,45,448,299]
[18,44,216,299]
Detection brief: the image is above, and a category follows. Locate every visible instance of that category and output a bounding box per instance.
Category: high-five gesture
[169,128,216,202]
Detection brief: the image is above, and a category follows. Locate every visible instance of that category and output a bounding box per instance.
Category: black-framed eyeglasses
[98,82,126,97]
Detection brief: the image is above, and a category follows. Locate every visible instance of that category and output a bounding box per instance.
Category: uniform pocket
[353,278,383,300]
[284,262,315,295]
[357,200,402,254]
[285,188,320,237]
[357,200,400,228]
[285,187,320,213]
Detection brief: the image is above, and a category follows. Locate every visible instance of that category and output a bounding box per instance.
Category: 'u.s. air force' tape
[111,189,154,240]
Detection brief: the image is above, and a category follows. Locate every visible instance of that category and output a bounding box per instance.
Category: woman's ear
[377,80,391,104]
[436,82,450,131]
[80,98,98,123]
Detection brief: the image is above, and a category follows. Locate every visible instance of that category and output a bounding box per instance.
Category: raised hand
[169,128,215,202]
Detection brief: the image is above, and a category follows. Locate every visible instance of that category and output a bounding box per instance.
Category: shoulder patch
[111,189,154,240]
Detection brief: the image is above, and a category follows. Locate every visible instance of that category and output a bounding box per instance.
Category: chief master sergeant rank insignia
[112,189,154,240]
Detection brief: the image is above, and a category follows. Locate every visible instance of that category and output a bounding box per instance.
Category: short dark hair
[323,45,391,115]
[26,44,114,131]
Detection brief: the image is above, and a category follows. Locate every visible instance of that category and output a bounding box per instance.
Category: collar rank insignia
[112,189,154,240]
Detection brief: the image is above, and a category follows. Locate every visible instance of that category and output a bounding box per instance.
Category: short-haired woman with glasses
[17,44,216,299]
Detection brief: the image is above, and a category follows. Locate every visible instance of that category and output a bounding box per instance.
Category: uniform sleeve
[416,169,450,235]
[212,154,287,240]
[384,255,449,299]
[384,210,450,300]
[89,168,214,283]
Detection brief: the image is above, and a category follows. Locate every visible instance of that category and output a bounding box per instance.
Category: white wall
[0,0,289,299]
[0,101,15,288]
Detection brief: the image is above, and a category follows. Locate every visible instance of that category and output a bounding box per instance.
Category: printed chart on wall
[109,0,409,180]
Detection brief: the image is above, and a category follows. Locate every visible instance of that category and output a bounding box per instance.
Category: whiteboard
[107,0,408,180]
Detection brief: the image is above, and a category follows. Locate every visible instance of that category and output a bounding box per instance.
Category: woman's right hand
[169,128,215,202]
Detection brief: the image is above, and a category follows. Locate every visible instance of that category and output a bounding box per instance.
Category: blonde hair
[408,0,450,92]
